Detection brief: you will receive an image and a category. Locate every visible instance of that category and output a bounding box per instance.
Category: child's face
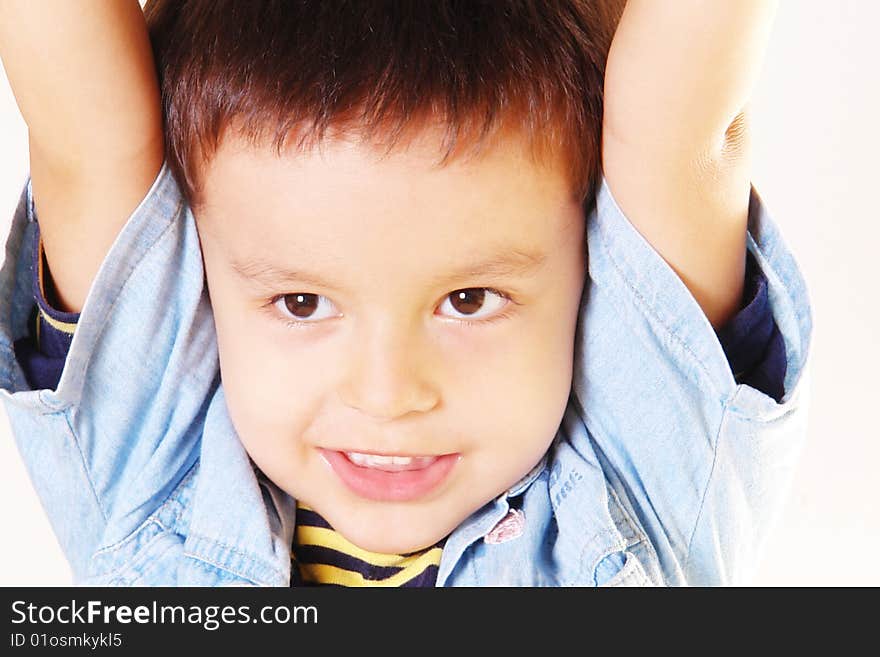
[194,127,586,554]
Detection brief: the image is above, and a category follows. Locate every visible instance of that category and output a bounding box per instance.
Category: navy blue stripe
[294,543,407,581]
[295,507,334,530]
[399,564,438,587]
[37,313,75,358]
[290,560,303,587]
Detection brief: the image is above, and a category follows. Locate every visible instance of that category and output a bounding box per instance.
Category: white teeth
[347,452,395,467]
[343,451,435,469]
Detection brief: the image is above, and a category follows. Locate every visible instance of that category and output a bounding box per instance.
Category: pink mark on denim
[484,509,525,545]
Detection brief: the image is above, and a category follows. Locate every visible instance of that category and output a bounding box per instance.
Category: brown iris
[283,293,320,318]
[449,288,485,315]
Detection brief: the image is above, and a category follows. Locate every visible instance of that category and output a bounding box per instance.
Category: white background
[1,1,877,586]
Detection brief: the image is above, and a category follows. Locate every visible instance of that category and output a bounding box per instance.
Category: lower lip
[319,449,459,502]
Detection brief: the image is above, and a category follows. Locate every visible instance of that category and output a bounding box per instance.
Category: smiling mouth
[318,448,460,502]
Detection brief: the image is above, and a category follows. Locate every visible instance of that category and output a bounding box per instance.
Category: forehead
[196,130,582,281]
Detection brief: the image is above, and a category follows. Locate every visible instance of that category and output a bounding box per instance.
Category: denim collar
[181,385,297,586]
[436,399,646,587]
[435,448,549,586]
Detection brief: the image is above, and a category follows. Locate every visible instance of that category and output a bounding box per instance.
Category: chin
[336,515,452,555]
[354,529,442,555]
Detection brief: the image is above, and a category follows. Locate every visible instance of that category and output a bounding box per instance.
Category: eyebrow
[231,248,548,292]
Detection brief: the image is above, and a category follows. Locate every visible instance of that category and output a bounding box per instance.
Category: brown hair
[144,0,624,211]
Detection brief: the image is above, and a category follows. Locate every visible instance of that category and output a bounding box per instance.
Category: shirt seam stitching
[181,538,278,586]
[88,464,199,582]
[90,519,166,584]
[595,211,729,403]
[90,462,198,559]
[683,398,732,576]
[123,534,182,586]
[61,409,109,523]
[605,482,659,566]
[180,549,265,586]
[582,528,628,586]
[725,384,802,424]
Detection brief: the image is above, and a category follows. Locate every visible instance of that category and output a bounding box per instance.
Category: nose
[338,319,440,421]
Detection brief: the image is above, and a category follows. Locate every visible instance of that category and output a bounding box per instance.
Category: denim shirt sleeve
[573,175,813,585]
[0,162,219,581]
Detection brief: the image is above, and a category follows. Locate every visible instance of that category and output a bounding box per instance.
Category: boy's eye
[273,293,340,322]
[437,288,509,321]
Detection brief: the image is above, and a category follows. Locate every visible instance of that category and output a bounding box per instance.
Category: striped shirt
[291,504,443,587]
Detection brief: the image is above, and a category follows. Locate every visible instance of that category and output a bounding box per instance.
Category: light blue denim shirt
[0,162,812,586]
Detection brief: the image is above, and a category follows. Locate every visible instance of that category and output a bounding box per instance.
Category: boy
[0,0,811,586]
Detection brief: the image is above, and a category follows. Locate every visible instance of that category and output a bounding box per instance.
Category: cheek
[212,310,330,458]
[444,310,577,448]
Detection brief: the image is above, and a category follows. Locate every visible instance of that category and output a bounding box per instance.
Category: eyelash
[263,287,517,330]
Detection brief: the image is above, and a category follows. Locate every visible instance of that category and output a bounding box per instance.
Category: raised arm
[601,0,778,329]
[0,0,163,313]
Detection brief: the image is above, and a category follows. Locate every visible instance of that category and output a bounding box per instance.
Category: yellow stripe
[299,563,390,587]
[38,308,77,334]
[35,237,76,334]
[295,525,441,569]
[37,235,44,303]
[298,548,441,587]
